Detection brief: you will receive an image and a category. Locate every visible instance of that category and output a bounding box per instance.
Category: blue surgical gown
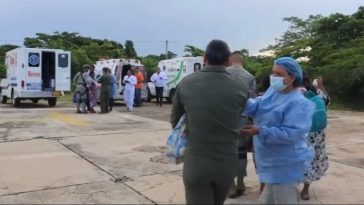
[244,87,315,184]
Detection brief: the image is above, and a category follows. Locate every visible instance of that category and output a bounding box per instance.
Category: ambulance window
[194,63,201,72]
[58,54,69,68]
[28,53,40,67]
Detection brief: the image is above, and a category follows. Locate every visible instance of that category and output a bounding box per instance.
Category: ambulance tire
[48,98,57,107]
[12,98,20,107]
[147,87,153,102]
[31,99,39,104]
[1,95,7,104]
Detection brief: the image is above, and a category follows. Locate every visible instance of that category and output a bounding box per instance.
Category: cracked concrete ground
[0,101,363,204]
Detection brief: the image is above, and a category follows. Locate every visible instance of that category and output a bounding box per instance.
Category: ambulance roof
[9,47,69,52]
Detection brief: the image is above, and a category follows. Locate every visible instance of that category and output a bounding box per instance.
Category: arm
[123,76,128,83]
[258,101,314,144]
[243,97,262,118]
[170,84,185,128]
[150,74,155,82]
[97,76,104,84]
[129,76,137,85]
[86,75,96,84]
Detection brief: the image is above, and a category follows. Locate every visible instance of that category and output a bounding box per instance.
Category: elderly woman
[241,57,315,204]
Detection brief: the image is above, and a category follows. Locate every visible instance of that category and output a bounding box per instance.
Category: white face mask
[270,75,294,91]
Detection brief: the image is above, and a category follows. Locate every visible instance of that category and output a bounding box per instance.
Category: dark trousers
[86,90,90,110]
[134,88,142,106]
[183,151,236,205]
[109,97,114,111]
[155,86,164,105]
[100,90,110,113]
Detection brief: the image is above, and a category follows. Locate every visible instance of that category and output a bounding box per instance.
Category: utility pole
[166,40,168,60]
[165,40,177,60]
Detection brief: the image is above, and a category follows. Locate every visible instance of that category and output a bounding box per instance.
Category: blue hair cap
[274,57,303,85]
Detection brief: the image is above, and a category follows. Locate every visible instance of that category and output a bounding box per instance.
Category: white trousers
[124,89,135,111]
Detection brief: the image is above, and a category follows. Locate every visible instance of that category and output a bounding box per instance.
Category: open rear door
[55,51,71,91]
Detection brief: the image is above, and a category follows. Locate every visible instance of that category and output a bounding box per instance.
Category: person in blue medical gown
[241,57,315,204]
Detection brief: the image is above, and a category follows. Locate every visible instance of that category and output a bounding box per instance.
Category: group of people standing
[73,64,168,113]
[171,39,330,204]
[73,65,118,114]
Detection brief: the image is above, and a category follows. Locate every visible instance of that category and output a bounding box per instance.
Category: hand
[240,125,259,137]
[160,77,163,80]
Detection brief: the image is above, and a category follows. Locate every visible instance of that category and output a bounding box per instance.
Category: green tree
[125,40,137,58]
[0,44,19,78]
[184,45,204,57]
[266,6,364,109]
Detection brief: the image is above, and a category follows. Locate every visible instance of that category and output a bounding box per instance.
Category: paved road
[0,101,363,204]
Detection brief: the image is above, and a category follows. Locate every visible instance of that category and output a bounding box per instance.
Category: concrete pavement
[0,102,363,204]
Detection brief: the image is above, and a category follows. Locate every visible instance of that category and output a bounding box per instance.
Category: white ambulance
[147,57,203,103]
[94,58,148,102]
[0,48,71,107]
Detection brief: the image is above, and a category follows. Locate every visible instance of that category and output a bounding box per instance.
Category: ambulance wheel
[31,99,39,104]
[147,88,153,102]
[12,98,20,107]
[1,96,7,104]
[48,98,57,107]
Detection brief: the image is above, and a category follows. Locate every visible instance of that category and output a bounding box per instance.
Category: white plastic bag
[166,115,187,164]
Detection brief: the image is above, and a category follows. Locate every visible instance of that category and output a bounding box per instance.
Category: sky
[0,0,363,57]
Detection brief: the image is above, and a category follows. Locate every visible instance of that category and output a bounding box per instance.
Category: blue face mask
[270,75,291,91]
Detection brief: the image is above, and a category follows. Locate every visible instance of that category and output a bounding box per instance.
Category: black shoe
[228,188,245,199]
[76,110,82,114]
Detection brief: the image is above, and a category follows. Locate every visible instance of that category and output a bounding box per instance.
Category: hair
[81,64,90,72]
[262,74,271,92]
[230,50,244,64]
[205,40,231,65]
[302,70,317,94]
[285,72,300,87]
[102,67,109,73]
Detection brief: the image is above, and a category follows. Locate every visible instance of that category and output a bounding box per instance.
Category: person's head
[229,51,244,66]
[156,67,161,74]
[204,40,231,66]
[302,71,317,94]
[102,67,109,74]
[135,66,140,73]
[127,69,132,76]
[270,57,303,92]
[81,64,90,73]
